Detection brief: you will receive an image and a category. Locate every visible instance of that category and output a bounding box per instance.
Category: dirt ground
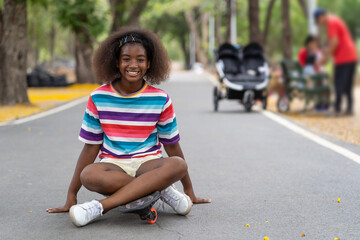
[267,86,360,145]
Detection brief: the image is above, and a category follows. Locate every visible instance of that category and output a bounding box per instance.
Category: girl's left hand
[184,188,211,204]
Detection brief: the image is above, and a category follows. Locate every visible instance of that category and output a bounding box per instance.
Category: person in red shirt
[298,35,323,75]
[298,35,329,111]
[315,8,357,115]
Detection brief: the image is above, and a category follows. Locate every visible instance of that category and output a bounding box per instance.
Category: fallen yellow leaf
[264,237,269,240]
[337,198,341,203]
[244,224,250,227]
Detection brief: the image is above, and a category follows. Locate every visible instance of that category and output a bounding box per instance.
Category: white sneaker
[69,200,103,227]
[160,185,193,215]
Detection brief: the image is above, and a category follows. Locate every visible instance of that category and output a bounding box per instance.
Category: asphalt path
[1,71,360,240]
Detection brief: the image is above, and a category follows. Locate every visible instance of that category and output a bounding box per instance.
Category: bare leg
[99,156,187,213]
[80,163,134,195]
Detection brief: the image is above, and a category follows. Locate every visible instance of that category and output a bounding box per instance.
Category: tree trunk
[184,10,207,67]
[281,0,292,60]
[67,33,75,57]
[248,0,262,44]
[262,0,276,46]
[0,9,3,42]
[225,0,231,43]
[201,12,209,55]
[27,19,36,69]
[0,0,29,105]
[180,35,190,69]
[298,0,308,17]
[110,0,126,32]
[125,0,149,27]
[214,10,222,47]
[50,21,56,70]
[74,33,96,83]
[110,0,149,31]
[34,45,39,65]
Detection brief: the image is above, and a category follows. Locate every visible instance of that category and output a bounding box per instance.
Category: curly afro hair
[92,27,171,85]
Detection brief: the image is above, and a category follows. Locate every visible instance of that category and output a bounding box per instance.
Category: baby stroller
[214,42,270,112]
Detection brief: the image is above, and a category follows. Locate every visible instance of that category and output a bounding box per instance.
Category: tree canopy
[1,0,360,105]
[18,0,360,66]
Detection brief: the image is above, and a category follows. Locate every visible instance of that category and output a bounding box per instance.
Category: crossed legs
[80,156,187,213]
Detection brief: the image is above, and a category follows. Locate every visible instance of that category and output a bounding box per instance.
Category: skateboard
[118,191,161,224]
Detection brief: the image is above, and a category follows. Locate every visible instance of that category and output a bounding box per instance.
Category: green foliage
[257,0,307,62]
[141,0,227,62]
[26,0,110,64]
[55,0,106,38]
[22,0,360,66]
[289,0,308,57]
[140,4,189,61]
[27,1,71,62]
[27,0,48,7]
[235,0,248,45]
[143,0,218,17]
[111,0,149,27]
[162,34,184,62]
[319,0,360,38]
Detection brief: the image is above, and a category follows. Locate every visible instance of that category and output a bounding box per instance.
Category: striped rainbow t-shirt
[79,82,180,159]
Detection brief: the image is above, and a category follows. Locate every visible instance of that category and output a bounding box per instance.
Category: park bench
[278,60,330,112]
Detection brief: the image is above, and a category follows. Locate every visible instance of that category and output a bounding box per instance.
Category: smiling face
[118,43,150,84]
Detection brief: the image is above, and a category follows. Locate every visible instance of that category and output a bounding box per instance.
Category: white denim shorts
[100,154,162,177]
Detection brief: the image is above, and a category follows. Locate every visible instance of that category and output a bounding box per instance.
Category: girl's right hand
[46,195,77,213]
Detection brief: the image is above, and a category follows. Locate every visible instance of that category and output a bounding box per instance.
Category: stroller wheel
[277,95,289,112]
[262,97,267,110]
[213,86,219,112]
[244,103,252,112]
[243,90,254,112]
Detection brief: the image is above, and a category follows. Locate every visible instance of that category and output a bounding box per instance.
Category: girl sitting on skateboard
[46,27,210,227]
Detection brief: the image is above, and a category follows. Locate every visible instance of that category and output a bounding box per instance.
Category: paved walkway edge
[261,110,360,164]
[202,71,360,164]
[0,96,88,127]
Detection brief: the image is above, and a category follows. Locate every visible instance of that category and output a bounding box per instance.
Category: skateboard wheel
[146,208,157,224]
